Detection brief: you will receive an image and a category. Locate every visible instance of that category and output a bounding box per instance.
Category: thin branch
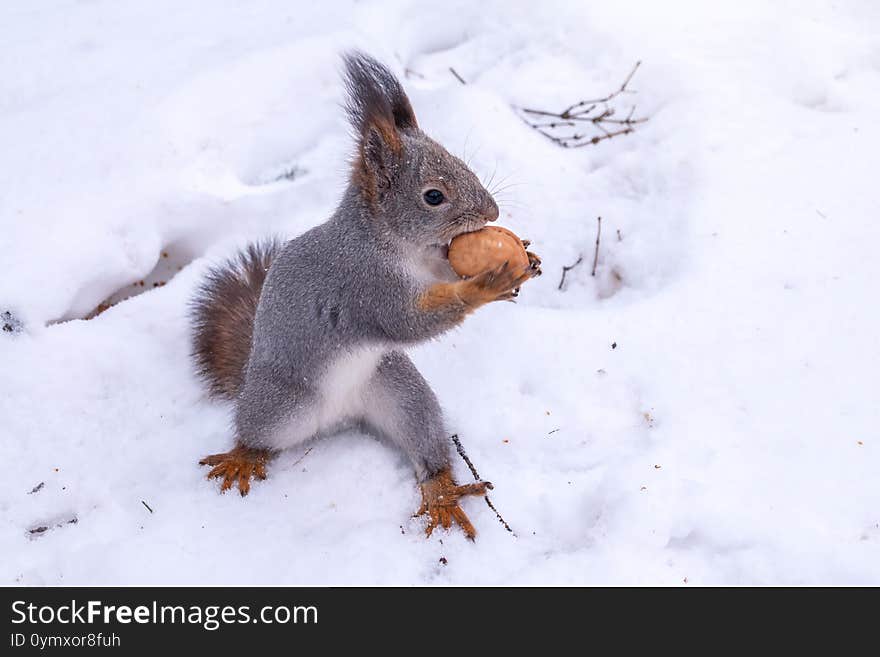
[515,61,648,148]
[558,60,641,117]
[520,107,577,118]
[449,67,467,85]
[141,500,154,514]
[527,120,577,128]
[482,494,514,535]
[591,216,602,276]
[558,254,584,290]
[451,434,515,536]
[452,434,483,481]
[290,447,313,469]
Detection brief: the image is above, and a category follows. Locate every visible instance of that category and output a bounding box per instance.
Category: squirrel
[190,52,541,539]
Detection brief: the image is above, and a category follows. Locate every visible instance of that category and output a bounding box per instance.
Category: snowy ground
[2,0,879,585]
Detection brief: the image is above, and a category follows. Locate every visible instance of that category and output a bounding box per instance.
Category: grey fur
[195,52,501,481]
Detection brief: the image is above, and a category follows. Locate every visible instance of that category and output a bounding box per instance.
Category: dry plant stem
[451,434,484,481]
[449,67,467,85]
[451,434,515,536]
[558,254,584,291]
[525,60,641,119]
[290,446,313,469]
[591,216,602,277]
[516,61,648,148]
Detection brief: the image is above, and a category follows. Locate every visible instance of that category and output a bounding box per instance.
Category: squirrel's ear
[342,51,418,135]
[359,120,400,196]
[343,51,417,200]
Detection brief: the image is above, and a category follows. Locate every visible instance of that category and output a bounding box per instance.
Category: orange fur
[417,282,467,312]
[190,240,280,400]
[199,444,273,496]
[417,467,490,539]
[417,262,535,317]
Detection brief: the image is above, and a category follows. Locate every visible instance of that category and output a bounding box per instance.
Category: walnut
[448,226,529,278]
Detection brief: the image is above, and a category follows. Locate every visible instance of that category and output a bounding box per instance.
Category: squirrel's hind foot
[200,444,272,496]
[417,468,492,540]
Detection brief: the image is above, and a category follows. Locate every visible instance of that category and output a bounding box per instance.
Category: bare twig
[451,434,515,536]
[558,254,584,291]
[28,517,77,536]
[449,67,467,85]
[557,60,641,117]
[482,497,513,535]
[290,447,313,469]
[591,216,602,276]
[452,434,483,481]
[515,61,648,148]
[141,500,154,514]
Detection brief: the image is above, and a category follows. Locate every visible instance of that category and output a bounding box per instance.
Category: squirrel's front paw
[417,468,492,540]
[465,261,535,305]
[200,444,271,496]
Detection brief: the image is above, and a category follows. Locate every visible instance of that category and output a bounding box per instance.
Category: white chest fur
[270,345,386,450]
[402,246,459,285]
[317,345,385,424]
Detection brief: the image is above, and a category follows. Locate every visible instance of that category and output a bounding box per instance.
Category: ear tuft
[343,51,418,201]
[342,50,418,139]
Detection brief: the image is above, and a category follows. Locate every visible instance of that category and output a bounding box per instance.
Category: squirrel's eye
[423,189,445,206]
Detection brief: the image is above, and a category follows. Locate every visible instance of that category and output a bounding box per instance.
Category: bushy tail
[190,239,283,400]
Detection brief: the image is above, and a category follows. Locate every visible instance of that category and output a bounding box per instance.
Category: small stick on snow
[449,67,467,85]
[558,255,584,291]
[141,500,154,514]
[515,61,648,148]
[452,434,483,481]
[591,216,602,277]
[451,434,515,536]
[290,447,313,469]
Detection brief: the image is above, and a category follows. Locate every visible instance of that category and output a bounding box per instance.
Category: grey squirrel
[190,52,541,539]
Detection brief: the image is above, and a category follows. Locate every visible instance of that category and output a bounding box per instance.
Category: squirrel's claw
[462,261,531,307]
[521,238,542,275]
[417,469,491,540]
[520,238,542,270]
[526,250,542,276]
[200,445,271,496]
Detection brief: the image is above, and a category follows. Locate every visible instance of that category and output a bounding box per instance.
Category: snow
[2,0,879,585]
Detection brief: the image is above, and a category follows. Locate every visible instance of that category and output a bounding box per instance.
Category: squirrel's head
[343,51,499,249]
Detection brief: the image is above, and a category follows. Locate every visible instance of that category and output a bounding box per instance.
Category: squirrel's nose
[484,197,499,222]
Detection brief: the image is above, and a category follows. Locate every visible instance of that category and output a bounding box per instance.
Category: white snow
[2,0,879,585]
